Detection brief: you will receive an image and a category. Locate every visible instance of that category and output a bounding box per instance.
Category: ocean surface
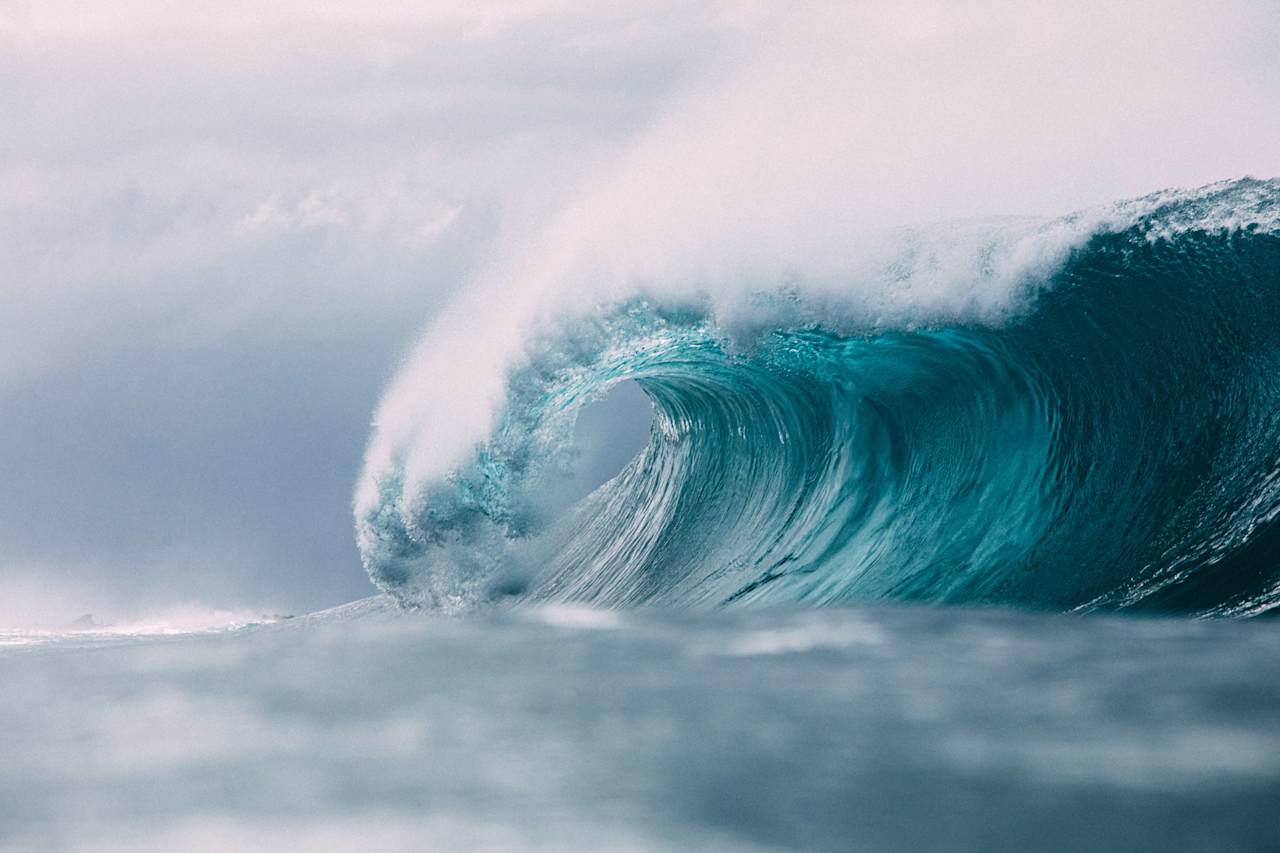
[2,599,1279,852]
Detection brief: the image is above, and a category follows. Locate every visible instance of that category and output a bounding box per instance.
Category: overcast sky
[2,1,1278,622]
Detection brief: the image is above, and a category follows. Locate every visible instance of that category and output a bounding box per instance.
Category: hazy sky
[2,1,1278,621]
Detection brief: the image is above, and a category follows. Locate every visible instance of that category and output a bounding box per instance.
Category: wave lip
[357,179,1280,616]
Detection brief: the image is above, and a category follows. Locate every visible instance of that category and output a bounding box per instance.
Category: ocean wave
[356,178,1280,615]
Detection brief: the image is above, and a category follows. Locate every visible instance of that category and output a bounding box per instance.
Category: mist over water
[361,2,1280,506]
[353,5,1280,615]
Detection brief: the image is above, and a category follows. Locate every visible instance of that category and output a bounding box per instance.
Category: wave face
[356,179,1280,616]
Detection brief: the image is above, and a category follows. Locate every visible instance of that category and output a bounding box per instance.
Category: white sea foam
[0,604,277,648]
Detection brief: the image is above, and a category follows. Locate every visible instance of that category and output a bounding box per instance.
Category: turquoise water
[358,179,1280,616]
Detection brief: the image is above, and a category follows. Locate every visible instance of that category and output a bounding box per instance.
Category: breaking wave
[356,179,1280,616]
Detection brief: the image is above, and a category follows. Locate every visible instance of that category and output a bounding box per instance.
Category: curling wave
[356,179,1280,616]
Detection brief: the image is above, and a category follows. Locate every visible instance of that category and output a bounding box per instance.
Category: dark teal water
[359,179,1280,617]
